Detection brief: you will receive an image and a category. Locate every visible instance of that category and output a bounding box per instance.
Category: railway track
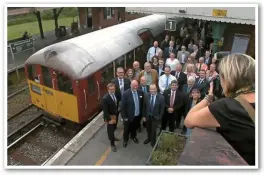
[8,86,28,99]
[8,117,81,166]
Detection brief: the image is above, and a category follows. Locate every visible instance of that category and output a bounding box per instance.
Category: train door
[27,64,46,109]
[84,72,101,118]
[41,66,59,116]
[100,62,115,94]
[126,51,134,69]
[56,72,79,122]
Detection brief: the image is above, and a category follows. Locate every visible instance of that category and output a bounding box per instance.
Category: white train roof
[25,14,166,80]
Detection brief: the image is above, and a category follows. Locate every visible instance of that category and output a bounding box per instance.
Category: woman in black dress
[185,53,255,165]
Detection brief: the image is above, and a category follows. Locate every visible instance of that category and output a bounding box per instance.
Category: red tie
[170,91,175,108]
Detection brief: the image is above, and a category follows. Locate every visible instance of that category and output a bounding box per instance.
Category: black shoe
[123,142,127,148]
[111,145,116,152]
[132,137,139,144]
[115,137,120,141]
[144,139,150,144]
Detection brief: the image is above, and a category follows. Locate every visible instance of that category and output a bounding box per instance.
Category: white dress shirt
[165,58,180,71]
[158,74,176,94]
[147,46,160,62]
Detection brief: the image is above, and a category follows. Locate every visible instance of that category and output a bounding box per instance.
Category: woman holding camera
[185,53,255,165]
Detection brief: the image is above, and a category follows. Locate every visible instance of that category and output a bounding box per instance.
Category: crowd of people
[101,34,255,166]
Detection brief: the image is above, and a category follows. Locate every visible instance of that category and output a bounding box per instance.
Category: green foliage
[8,7,78,26]
[151,132,185,165]
[8,17,77,41]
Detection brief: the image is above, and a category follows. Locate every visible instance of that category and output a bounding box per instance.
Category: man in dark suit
[163,41,177,59]
[138,76,149,130]
[101,83,120,152]
[195,69,209,98]
[111,67,131,124]
[121,80,144,148]
[170,64,187,92]
[181,76,196,98]
[204,50,212,66]
[155,59,165,77]
[143,84,165,147]
[161,80,187,132]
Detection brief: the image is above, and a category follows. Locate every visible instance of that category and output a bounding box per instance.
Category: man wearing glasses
[111,67,131,124]
[177,45,190,65]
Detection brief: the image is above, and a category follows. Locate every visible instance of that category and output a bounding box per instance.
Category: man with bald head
[146,41,161,62]
[132,61,142,80]
[138,62,159,86]
[121,80,144,148]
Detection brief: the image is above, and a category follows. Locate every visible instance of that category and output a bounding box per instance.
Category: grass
[8,16,78,41]
[151,131,186,165]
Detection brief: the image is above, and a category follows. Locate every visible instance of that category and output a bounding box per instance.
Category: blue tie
[133,92,139,116]
[165,76,169,89]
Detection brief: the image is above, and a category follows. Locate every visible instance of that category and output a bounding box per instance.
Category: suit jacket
[144,93,165,120]
[170,71,187,91]
[139,85,150,93]
[155,67,165,77]
[195,47,205,60]
[163,47,177,59]
[121,89,144,121]
[163,88,187,115]
[101,93,119,122]
[177,51,190,64]
[132,68,142,80]
[204,56,212,67]
[195,78,209,97]
[181,84,194,98]
[111,77,131,102]
[138,69,159,86]
[184,98,202,116]
[160,40,170,50]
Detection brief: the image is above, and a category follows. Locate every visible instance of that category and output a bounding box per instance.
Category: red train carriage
[24,14,166,124]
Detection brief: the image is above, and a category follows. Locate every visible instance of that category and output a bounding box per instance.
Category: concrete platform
[45,112,167,166]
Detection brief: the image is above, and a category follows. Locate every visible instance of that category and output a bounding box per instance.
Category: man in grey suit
[143,84,165,147]
[176,45,190,65]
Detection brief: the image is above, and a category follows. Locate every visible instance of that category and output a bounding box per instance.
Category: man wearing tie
[195,69,209,98]
[170,63,187,92]
[204,50,212,66]
[101,83,120,152]
[181,76,196,98]
[161,80,187,132]
[163,40,177,59]
[155,59,165,77]
[158,66,176,94]
[143,84,165,147]
[176,45,190,65]
[146,41,161,62]
[111,67,131,123]
[121,80,144,148]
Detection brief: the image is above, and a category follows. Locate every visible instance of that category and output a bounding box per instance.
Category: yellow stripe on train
[28,80,79,123]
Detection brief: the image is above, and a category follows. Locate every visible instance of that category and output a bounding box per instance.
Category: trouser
[182,115,187,133]
[147,117,160,147]
[107,123,116,146]
[123,116,140,142]
[161,111,177,132]
[114,112,119,131]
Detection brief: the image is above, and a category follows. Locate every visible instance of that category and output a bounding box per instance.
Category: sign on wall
[212,9,227,17]
[231,34,250,54]
[165,17,177,31]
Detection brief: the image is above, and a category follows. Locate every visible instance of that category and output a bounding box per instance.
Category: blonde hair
[187,76,195,83]
[187,64,195,72]
[218,53,255,96]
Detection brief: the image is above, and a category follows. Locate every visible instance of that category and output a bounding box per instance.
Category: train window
[116,56,125,70]
[101,63,114,86]
[27,65,39,83]
[126,51,134,69]
[41,66,52,88]
[88,75,96,95]
[57,72,73,95]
